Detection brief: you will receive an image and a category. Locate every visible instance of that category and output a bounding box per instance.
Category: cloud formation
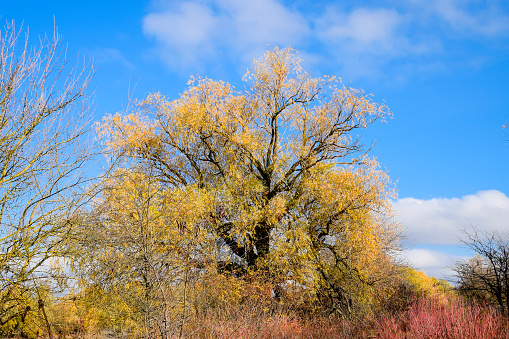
[313,6,439,79]
[399,248,460,281]
[417,0,509,36]
[142,0,509,78]
[394,190,509,245]
[143,0,308,69]
[317,8,404,53]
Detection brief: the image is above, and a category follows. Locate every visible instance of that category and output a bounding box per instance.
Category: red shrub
[376,295,509,339]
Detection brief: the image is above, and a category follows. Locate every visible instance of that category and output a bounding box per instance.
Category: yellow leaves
[264,194,287,226]
[402,267,452,298]
[170,77,242,132]
[98,169,215,253]
[166,185,212,224]
[267,224,319,281]
[193,273,245,311]
[248,47,303,84]
[98,112,160,157]
[282,160,399,311]
[303,158,394,221]
[92,46,401,317]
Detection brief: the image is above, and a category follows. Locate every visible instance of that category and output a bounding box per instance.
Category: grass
[184,294,509,339]
[10,292,509,338]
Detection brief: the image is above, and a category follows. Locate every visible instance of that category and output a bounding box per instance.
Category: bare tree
[0,21,92,335]
[454,228,509,313]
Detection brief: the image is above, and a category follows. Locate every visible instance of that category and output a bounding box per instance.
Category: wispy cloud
[316,8,405,54]
[418,0,509,36]
[313,6,440,79]
[221,0,308,46]
[394,190,509,245]
[399,248,460,281]
[143,2,218,67]
[142,0,509,78]
[142,0,308,70]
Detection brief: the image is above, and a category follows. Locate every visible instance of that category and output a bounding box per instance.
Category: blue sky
[3,0,509,280]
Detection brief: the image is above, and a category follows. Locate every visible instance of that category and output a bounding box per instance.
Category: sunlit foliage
[95,47,400,320]
[0,21,491,338]
[72,169,218,338]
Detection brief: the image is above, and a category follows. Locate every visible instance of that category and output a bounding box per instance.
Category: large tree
[98,47,399,315]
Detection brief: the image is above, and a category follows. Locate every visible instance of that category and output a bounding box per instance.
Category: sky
[3,0,509,281]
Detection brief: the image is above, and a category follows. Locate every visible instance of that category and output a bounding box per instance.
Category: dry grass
[13,292,509,339]
[187,310,365,338]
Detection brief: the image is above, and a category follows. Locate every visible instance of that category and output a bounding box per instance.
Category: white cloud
[396,191,509,281]
[144,2,216,47]
[142,0,309,70]
[408,0,509,36]
[431,0,509,36]
[318,8,403,52]
[401,248,449,268]
[141,0,509,79]
[221,0,307,46]
[313,6,441,80]
[395,190,509,245]
[399,248,460,281]
[143,2,219,66]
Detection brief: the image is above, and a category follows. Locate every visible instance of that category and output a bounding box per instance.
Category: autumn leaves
[1,34,402,336]
[93,47,400,321]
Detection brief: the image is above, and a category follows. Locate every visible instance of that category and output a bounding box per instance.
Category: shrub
[376,294,509,339]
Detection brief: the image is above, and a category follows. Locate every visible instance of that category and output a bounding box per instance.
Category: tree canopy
[95,47,400,316]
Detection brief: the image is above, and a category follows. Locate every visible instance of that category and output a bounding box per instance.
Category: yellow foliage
[402,267,453,296]
[93,46,399,319]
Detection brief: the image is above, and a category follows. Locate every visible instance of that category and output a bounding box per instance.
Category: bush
[376,294,509,339]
